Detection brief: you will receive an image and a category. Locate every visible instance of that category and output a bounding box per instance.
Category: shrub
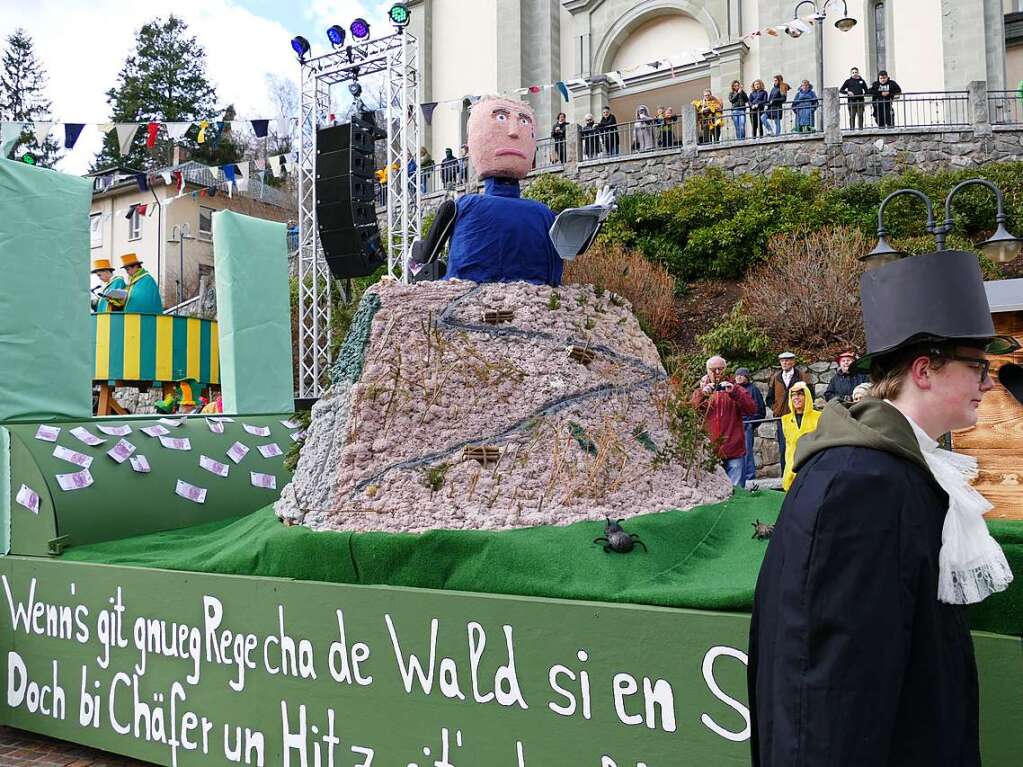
[562,242,680,341]
[694,302,774,372]
[740,226,867,355]
[522,173,591,212]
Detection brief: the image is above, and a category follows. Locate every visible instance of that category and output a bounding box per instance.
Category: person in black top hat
[748,249,1017,767]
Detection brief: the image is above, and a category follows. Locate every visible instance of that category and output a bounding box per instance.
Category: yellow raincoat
[781,380,821,490]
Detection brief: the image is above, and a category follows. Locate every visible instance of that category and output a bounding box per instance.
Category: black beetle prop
[751,519,775,540]
[594,517,648,554]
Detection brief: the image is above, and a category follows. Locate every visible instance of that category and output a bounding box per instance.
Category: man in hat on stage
[91,258,126,313]
[748,249,1017,766]
[119,253,163,314]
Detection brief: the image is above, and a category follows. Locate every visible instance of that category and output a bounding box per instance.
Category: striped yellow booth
[93,312,220,386]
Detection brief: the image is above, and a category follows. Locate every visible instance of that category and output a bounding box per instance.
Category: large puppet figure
[413,96,613,285]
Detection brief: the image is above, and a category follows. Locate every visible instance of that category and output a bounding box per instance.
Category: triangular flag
[269,155,285,178]
[421,102,438,125]
[254,157,266,171]
[135,172,149,192]
[236,160,250,192]
[274,119,290,137]
[210,122,225,149]
[171,169,184,195]
[136,203,148,216]
[115,123,139,156]
[146,122,160,148]
[223,164,237,184]
[166,122,191,141]
[555,82,570,102]
[64,123,85,149]
[251,119,269,138]
[160,171,173,185]
[197,119,209,144]
[125,204,138,220]
[146,203,157,216]
[207,186,218,198]
[32,121,53,146]
[97,122,114,135]
[607,71,626,90]
[528,85,542,94]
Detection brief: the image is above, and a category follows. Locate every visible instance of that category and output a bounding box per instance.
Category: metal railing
[533,137,565,171]
[576,117,683,161]
[714,102,813,145]
[988,90,1023,126]
[838,91,969,131]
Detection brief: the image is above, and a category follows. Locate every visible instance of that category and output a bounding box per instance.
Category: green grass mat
[61,489,1022,635]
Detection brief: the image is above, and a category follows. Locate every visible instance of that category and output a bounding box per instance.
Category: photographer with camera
[691,355,758,487]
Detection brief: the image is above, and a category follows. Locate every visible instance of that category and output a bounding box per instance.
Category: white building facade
[406,0,1016,159]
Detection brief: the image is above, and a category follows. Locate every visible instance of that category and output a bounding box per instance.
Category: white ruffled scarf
[890,402,1014,605]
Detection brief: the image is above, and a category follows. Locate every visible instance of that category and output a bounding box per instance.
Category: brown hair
[773,75,789,94]
[869,342,952,400]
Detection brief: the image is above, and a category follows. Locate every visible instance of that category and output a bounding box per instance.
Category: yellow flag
[197,119,209,144]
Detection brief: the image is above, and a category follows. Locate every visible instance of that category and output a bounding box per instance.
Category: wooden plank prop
[954,312,1023,519]
[0,557,1020,767]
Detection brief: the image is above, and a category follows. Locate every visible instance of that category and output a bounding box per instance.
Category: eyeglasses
[943,354,991,383]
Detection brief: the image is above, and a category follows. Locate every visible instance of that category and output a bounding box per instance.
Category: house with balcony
[88,162,295,312]
[406,0,1016,163]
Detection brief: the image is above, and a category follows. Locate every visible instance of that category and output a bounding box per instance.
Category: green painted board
[4,414,294,555]
[0,557,1019,766]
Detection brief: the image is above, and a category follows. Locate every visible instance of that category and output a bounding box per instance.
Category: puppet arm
[409,199,456,277]
[548,186,618,260]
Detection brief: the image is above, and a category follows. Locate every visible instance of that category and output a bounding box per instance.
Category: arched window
[873,2,887,74]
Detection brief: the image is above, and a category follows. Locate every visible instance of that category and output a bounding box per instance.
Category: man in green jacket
[119,253,164,314]
[91,258,126,313]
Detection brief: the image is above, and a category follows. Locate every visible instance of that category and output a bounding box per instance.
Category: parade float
[1,37,1021,767]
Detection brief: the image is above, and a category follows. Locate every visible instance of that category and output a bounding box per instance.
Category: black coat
[823,370,869,402]
[749,442,979,766]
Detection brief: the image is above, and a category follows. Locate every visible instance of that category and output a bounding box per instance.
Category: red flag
[136,203,148,216]
[528,85,542,94]
[171,170,184,195]
[146,122,159,148]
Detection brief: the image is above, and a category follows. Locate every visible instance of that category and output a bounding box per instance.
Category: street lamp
[792,0,857,120]
[863,179,1023,268]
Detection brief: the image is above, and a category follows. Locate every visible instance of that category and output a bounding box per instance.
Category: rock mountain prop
[275,280,731,533]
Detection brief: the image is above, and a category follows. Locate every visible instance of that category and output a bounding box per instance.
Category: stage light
[349,82,363,98]
[350,18,371,40]
[291,36,311,62]
[388,3,411,28]
[326,25,346,47]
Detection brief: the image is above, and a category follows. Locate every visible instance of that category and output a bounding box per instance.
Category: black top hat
[852,250,1019,373]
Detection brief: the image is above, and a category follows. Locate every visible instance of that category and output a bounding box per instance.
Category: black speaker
[315,115,384,279]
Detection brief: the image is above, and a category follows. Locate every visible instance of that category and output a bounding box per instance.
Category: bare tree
[265,73,297,155]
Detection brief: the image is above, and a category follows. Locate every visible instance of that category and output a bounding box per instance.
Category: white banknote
[53,445,93,469]
[257,442,283,458]
[15,485,40,514]
[56,469,93,491]
[290,431,305,442]
[243,424,271,437]
[129,455,151,473]
[175,480,207,504]
[34,425,60,442]
[97,423,132,436]
[207,419,225,434]
[199,455,230,477]
[107,439,137,464]
[141,425,170,438]
[159,417,185,428]
[208,416,234,423]
[279,419,301,429]
[226,442,250,464]
[250,472,277,490]
[69,426,106,446]
[159,436,192,451]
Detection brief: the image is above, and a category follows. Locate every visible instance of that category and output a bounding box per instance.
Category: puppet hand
[594,185,617,220]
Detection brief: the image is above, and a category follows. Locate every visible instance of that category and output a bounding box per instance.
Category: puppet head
[467,96,536,180]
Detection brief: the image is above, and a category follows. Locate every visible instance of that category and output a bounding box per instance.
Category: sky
[0,0,396,173]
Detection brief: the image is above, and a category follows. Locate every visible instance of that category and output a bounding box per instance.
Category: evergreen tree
[0,29,62,167]
[93,15,231,171]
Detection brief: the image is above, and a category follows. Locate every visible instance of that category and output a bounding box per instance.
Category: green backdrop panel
[0,160,93,421]
[213,211,293,414]
[0,427,9,554]
[4,414,293,554]
[0,558,1019,767]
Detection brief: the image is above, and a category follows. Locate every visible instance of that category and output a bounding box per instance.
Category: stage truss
[296,31,421,399]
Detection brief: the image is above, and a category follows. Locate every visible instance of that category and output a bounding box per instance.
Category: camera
[713,383,727,391]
